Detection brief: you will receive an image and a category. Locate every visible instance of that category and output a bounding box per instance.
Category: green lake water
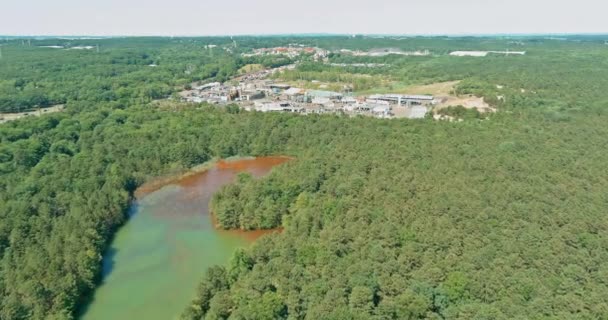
[81,157,289,320]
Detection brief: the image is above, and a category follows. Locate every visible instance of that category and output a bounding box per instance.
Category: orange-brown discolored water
[81,156,290,320]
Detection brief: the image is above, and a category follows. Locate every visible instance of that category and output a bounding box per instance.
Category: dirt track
[0,105,65,124]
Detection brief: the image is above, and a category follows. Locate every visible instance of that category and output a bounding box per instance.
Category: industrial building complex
[179,65,436,119]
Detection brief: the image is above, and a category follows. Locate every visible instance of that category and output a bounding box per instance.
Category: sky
[1,0,607,36]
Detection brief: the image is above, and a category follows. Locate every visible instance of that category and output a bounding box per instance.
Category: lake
[81,156,290,320]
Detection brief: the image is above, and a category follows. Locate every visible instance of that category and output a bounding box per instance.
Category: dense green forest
[201,112,608,319]
[1,36,608,319]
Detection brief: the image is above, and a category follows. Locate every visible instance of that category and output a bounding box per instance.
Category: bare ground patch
[0,105,65,124]
[401,80,460,96]
[435,96,496,113]
[403,81,496,113]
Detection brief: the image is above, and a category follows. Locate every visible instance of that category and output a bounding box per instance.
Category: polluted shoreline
[134,155,293,199]
[81,156,291,320]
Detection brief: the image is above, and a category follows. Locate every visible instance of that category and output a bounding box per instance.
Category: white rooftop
[284,88,303,95]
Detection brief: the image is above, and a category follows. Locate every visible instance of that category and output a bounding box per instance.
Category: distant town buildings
[449,51,526,57]
[240,47,432,61]
[350,48,430,57]
[242,47,329,60]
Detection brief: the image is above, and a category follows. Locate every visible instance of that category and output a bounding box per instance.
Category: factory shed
[306,90,343,99]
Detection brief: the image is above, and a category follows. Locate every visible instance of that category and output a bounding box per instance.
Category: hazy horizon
[2,32,608,38]
[2,0,608,36]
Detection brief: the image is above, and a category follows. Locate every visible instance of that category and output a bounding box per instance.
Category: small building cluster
[449,50,526,57]
[242,47,329,60]
[347,48,431,57]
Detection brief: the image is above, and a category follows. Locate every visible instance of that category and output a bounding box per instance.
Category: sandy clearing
[402,81,460,96]
[403,80,495,113]
[0,105,65,124]
[435,96,496,113]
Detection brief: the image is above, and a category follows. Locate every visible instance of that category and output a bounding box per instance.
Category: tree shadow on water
[75,202,138,318]
[75,246,119,318]
[101,247,119,278]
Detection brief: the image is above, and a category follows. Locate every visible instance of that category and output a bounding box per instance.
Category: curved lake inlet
[81,156,290,320]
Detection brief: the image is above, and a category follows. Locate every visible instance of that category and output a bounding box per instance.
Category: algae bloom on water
[81,157,289,320]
